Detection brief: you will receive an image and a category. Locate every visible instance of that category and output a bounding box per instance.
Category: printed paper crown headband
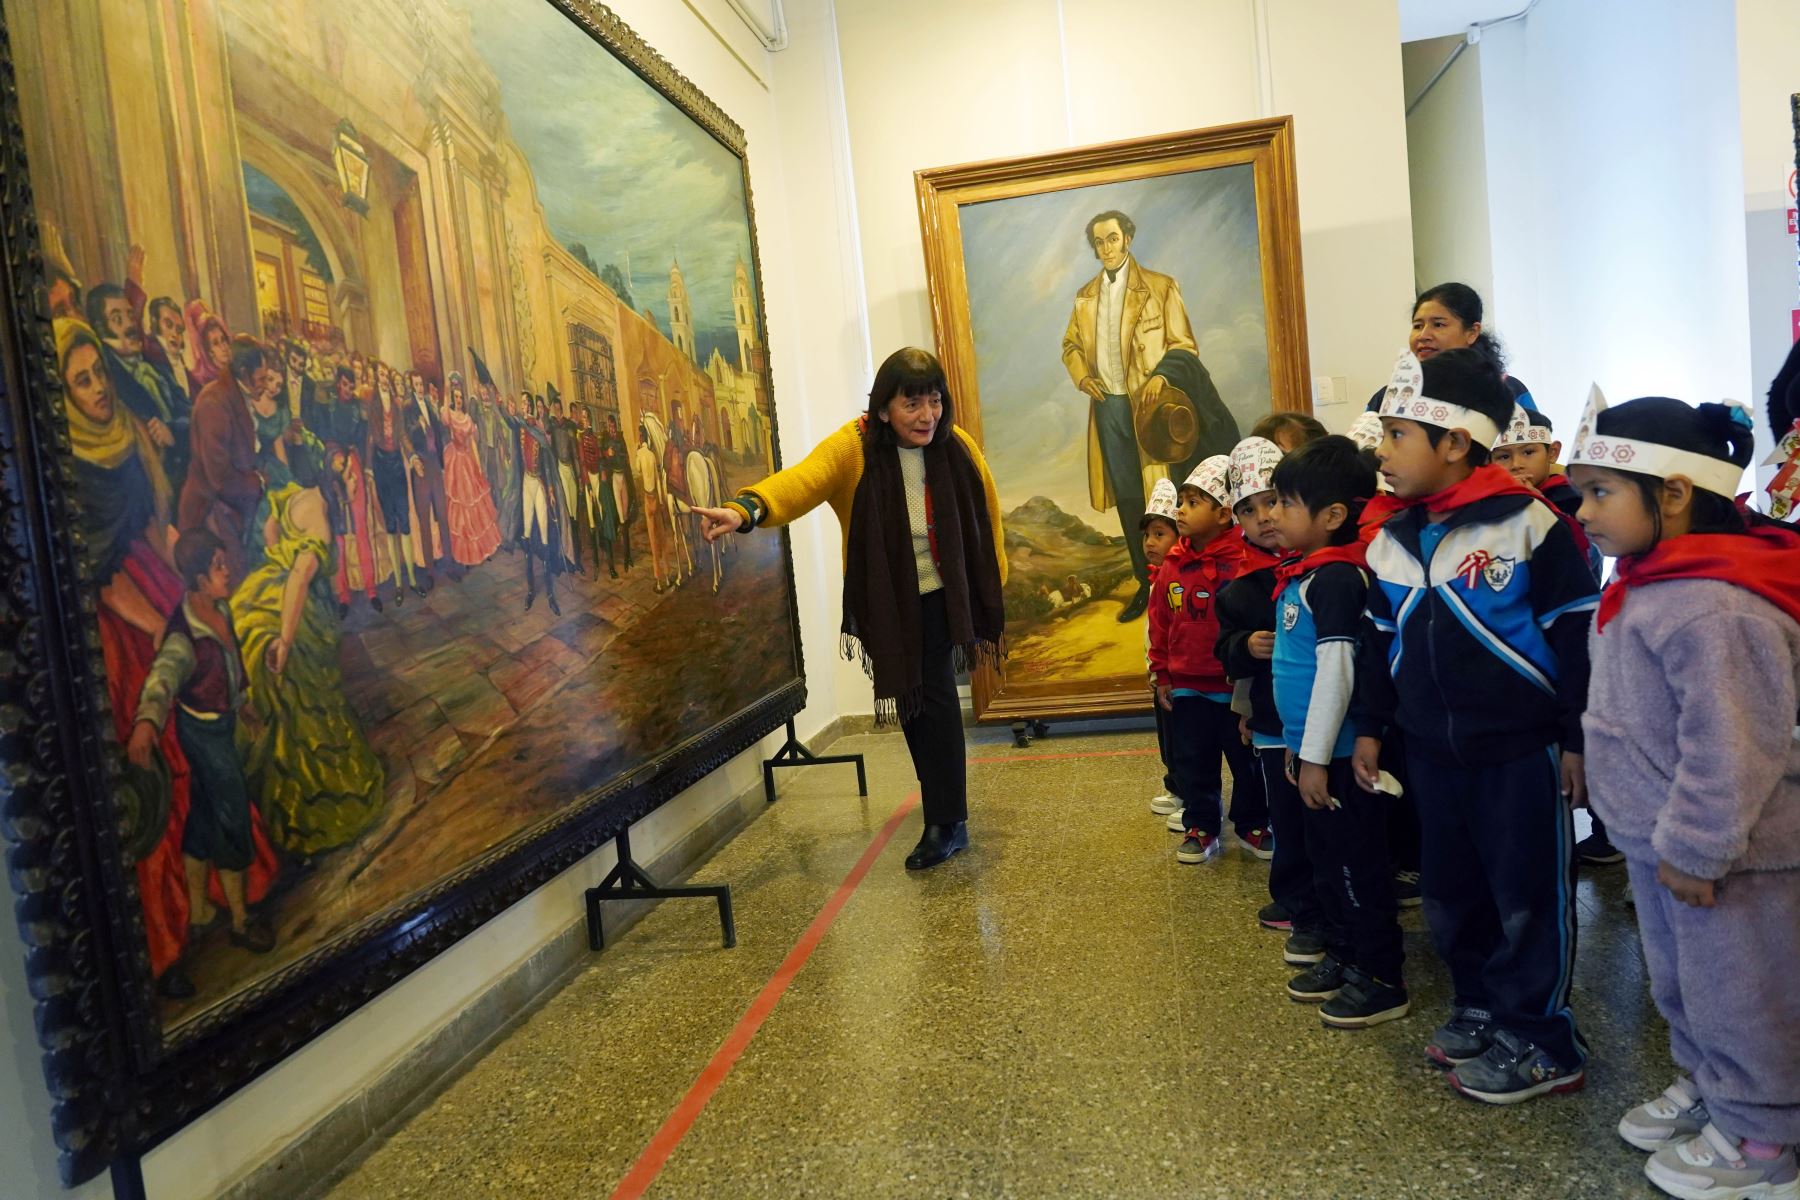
[1227,436,1284,506]
[1182,454,1234,513]
[1376,350,1503,449]
[1346,411,1384,452]
[1493,404,1552,448]
[1567,385,1748,498]
[1143,477,1180,524]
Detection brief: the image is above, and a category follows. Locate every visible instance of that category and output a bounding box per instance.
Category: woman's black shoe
[904,821,969,871]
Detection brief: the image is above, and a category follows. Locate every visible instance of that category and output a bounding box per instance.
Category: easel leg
[111,1155,147,1200]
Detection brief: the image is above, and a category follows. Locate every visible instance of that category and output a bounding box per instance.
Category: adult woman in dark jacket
[696,348,1006,870]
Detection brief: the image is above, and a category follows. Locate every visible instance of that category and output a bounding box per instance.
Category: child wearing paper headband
[1353,347,1600,1105]
[1569,394,1800,1200]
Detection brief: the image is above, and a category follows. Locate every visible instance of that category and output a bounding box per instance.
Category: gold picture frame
[915,117,1312,724]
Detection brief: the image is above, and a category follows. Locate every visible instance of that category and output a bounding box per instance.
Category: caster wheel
[1011,721,1032,748]
[1030,720,1050,738]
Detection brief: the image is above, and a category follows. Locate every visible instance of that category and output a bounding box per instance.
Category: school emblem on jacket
[1282,601,1300,631]
[1454,549,1516,592]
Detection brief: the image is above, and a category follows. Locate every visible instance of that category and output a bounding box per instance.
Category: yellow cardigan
[727,419,1008,584]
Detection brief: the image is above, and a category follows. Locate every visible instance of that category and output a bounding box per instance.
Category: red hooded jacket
[1148,531,1246,692]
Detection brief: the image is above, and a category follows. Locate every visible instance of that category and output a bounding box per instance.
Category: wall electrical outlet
[1311,375,1348,408]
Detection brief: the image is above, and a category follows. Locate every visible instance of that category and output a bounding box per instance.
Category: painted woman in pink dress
[442,372,502,566]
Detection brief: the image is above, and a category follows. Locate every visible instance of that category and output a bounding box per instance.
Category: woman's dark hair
[1251,411,1328,447]
[1415,282,1506,373]
[1270,435,1377,546]
[866,347,953,447]
[1593,397,1757,540]
[1417,347,1516,467]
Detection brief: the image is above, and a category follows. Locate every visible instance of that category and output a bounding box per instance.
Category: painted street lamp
[333,119,371,216]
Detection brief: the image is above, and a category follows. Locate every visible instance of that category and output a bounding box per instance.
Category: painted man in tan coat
[1061,209,1198,620]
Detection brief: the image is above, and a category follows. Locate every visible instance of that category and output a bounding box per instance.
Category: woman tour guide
[695,347,1006,871]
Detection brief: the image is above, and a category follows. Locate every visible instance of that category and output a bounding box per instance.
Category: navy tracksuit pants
[1301,757,1403,984]
[1259,747,1323,934]
[1407,744,1585,1068]
[1169,696,1265,837]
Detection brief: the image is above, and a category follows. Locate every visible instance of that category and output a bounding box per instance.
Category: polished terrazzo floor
[320,725,1674,1199]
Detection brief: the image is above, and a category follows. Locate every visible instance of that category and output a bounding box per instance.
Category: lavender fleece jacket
[1584,578,1800,880]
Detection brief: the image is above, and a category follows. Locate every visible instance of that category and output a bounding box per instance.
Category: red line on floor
[607,790,921,1200]
[607,744,1159,1197]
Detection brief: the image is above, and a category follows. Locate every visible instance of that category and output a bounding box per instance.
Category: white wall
[829,0,1418,436]
[1402,34,1494,306]
[1736,0,1800,477]
[0,1,871,1195]
[1474,0,1753,439]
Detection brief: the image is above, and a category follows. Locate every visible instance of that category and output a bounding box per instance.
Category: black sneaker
[1448,1029,1585,1105]
[1393,869,1423,908]
[1257,902,1293,931]
[1283,931,1326,966]
[1287,956,1345,1003]
[1320,967,1410,1028]
[1426,1007,1496,1068]
[1577,833,1624,865]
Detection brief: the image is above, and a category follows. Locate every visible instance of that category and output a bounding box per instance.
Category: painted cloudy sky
[959,165,1270,523]
[459,0,758,364]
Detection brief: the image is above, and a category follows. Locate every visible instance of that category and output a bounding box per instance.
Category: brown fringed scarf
[841,418,1005,725]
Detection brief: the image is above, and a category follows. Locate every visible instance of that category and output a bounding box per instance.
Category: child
[1570,393,1800,1199]
[1349,409,1424,905]
[1354,348,1598,1102]
[126,529,276,955]
[1266,436,1406,1026]
[1216,438,1306,931]
[1492,407,1606,581]
[1148,455,1256,864]
[1141,478,1184,819]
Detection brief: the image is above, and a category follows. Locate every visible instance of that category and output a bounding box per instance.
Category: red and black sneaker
[1238,828,1274,861]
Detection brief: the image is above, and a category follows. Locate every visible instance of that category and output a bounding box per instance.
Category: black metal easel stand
[111,1154,146,1200]
[585,829,734,951]
[762,717,866,804]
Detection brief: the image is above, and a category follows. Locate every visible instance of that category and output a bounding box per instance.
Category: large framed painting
[915,119,1311,723]
[0,0,800,1183]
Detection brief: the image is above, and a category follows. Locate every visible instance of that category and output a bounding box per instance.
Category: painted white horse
[682,448,728,593]
[639,412,693,585]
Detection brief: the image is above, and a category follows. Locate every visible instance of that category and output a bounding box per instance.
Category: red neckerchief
[1542,472,1573,493]
[1176,531,1244,584]
[1363,464,1539,523]
[1533,476,1596,564]
[1232,525,1286,573]
[1270,541,1369,600]
[1597,524,1800,632]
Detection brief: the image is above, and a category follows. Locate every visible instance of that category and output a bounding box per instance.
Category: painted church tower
[732,256,756,368]
[668,258,694,361]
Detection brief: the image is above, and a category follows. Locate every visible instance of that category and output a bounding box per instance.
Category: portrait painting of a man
[917,122,1311,721]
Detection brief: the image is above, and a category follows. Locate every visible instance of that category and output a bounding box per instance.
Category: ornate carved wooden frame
[0,0,801,1184]
[914,118,1312,724]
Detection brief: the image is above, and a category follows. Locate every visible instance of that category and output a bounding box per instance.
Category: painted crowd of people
[48,244,730,999]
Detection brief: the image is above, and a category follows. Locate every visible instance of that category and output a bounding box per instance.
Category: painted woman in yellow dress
[232,483,384,857]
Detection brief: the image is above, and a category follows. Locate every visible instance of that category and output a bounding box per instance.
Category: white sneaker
[1620,1076,1710,1152]
[1149,792,1182,815]
[1165,810,1188,833]
[1644,1124,1799,1200]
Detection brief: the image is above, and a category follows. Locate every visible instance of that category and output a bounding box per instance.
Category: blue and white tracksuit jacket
[1356,493,1598,766]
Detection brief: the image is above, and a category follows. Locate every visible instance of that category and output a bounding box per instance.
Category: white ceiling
[1398,0,1532,42]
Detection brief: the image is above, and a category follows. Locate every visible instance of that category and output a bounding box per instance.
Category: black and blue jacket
[1355,493,1598,766]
